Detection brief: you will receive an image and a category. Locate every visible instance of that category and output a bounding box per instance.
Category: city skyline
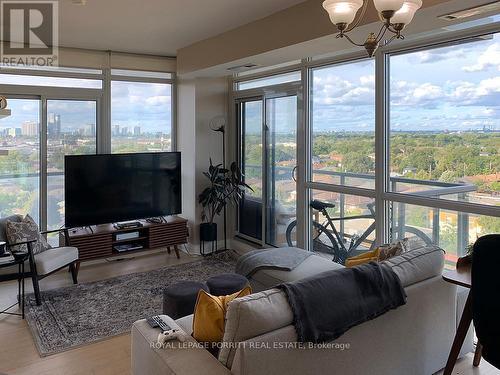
[0,81,172,134]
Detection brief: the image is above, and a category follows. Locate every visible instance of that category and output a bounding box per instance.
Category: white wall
[177,77,229,252]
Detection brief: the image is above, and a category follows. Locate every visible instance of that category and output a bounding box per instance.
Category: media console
[60,217,188,272]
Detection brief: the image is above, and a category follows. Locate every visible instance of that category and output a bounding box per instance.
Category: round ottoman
[207,273,249,296]
[162,281,208,319]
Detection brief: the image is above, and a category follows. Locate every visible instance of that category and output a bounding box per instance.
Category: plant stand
[200,222,217,256]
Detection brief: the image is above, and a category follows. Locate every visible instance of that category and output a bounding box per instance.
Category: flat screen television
[64,152,181,227]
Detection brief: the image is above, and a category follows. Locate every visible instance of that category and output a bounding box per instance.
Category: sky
[0,78,172,134]
[312,33,500,132]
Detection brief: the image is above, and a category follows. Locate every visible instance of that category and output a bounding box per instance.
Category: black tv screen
[64,152,181,227]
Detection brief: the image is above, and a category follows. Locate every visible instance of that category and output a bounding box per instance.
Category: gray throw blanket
[278,262,407,344]
[235,247,313,278]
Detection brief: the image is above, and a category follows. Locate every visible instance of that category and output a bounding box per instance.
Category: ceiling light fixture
[322,0,422,57]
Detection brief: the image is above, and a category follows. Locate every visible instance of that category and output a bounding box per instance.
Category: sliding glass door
[238,99,263,240]
[265,95,298,247]
[237,93,298,247]
[0,97,40,222]
[0,94,99,233]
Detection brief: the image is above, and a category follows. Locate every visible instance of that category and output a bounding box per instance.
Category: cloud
[390,81,444,108]
[415,49,466,64]
[463,43,500,72]
[449,77,500,106]
[312,74,375,106]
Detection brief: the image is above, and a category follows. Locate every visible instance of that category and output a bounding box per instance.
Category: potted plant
[198,160,251,243]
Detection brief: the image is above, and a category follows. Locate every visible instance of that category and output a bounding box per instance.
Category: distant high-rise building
[113,125,120,136]
[121,127,129,136]
[21,121,38,136]
[8,128,22,137]
[134,126,141,136]
[48,113,61,137]
[82,124,96,137]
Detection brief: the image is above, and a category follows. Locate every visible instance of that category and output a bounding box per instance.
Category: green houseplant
[198,160,251,243]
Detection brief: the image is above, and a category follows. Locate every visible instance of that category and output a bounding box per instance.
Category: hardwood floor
[0,248,497,375]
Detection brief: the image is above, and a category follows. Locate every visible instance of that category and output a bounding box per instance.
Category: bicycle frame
[319,204,376,254]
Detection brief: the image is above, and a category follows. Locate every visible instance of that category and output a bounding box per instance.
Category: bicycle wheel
[392,226,434,246]
[286,220,343,263]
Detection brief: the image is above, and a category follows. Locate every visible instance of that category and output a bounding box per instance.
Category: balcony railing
[243,164,478,257]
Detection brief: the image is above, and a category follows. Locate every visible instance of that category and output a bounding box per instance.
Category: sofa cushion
[382,245,444,287]
[192,286,252,344]
[219,288,293,368]
[35,246,78,275]
[250,254,343,290]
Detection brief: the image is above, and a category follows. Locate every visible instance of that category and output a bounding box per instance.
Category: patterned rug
[25,253,236,356]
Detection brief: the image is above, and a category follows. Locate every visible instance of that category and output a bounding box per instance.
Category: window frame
[231,21,500,251]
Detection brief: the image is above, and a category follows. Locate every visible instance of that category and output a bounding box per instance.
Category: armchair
[0,215,79,306]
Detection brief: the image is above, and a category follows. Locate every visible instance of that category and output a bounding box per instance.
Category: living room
[0,0,499,374]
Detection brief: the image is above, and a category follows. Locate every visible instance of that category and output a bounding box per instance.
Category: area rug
[25,253,236,356]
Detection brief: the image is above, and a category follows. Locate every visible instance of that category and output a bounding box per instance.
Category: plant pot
[200,222,217,242]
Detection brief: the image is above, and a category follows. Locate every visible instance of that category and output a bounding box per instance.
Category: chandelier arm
[385,24,400,34]
[384,34,399,45]
[375,23,389,42]
[342,32,366,47]
[345,0,369,33]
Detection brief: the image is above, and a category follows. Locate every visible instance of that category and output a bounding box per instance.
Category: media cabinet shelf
[61,217,188,265]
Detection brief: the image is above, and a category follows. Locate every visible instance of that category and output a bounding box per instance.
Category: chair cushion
[0,214,22,242]
[6,214,51,254]
[35,246,78,275]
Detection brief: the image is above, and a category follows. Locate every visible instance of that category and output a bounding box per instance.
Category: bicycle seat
[310,200,335,211]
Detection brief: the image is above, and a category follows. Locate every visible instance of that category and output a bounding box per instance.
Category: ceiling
[57,0,307,56]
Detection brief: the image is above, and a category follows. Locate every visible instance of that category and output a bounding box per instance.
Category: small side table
[442,259,482,375]
[0,253,28,319]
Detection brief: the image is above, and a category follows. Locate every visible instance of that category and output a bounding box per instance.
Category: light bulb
[391,0,422,25]
[373,0,404,13]
[323,0,364,27]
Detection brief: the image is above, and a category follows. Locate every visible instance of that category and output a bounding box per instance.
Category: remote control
[147,315,171,332]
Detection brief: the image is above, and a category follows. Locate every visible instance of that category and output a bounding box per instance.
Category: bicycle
[285,200,433,264]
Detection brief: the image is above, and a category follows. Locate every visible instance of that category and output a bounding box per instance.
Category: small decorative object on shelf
[198,159,251,256]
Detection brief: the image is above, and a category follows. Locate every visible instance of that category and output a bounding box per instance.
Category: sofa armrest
[131,316,230,375]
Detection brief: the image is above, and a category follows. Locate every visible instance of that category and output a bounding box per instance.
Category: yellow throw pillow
[192,286,252,343]
[345,248,380,268]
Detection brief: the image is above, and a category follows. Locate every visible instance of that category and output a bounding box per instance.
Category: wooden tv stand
[61,217,188,269]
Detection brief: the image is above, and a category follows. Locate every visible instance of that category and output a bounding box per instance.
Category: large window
[111,80,172,153]
[46,100,97,229]
[235,29,499,264]
[389,35,500,207]
[1,65,175,232]
[310,59,375,188]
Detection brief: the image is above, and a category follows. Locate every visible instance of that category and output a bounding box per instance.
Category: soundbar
[114,221,143,230]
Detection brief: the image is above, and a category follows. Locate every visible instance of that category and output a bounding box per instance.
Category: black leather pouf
[207,273,249,296]
[162,281,209,319]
